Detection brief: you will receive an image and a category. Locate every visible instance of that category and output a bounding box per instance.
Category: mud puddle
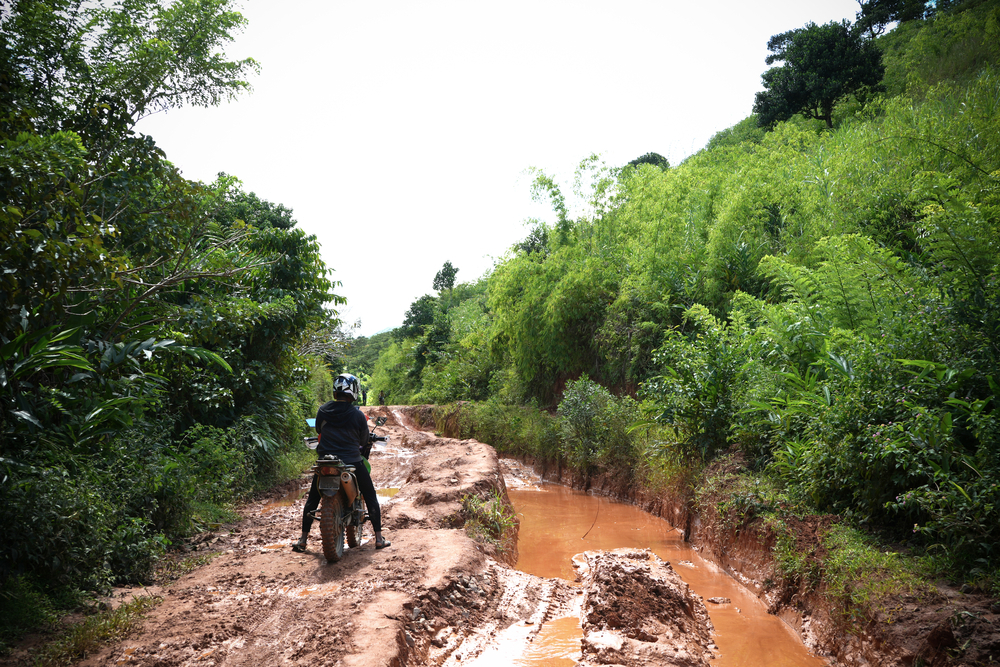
[376,487,400,504]
[510,480,827,667]
[260,488,307,513]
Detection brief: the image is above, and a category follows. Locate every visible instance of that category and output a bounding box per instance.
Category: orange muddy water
[510,484,828,667]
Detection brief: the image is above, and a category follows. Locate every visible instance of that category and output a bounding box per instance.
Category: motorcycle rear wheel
[346,500,365,548]
[320,494,345,562]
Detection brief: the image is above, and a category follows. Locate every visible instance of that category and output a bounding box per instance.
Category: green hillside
[362,0,1000,591]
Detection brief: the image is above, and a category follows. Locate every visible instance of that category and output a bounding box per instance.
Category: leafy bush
[0,464,118,591]
[432,400,563,463]
[558,375,640,476]
[642,305,749,459]
[0,575,61,654]
[822,523,932,621]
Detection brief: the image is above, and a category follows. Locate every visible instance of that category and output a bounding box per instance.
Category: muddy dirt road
[72,406,719,667]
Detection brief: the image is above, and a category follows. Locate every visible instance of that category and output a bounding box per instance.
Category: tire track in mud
[416,565,580,667]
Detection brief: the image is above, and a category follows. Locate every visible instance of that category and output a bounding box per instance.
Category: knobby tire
[346,498,366,548]
[320,494,345,562]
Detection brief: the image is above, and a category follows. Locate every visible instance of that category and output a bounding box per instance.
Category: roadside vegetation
[0,0,344,654]
[357,0,1000,606]
[4,0,1000,660]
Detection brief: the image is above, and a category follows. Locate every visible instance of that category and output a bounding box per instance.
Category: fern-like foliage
[913,172,998,295]
[759,234,922,333]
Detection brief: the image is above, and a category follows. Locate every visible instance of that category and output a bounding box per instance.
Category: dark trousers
[301,461,382,534]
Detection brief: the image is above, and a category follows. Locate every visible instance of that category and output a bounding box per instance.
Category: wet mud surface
[40,405,997,667]
[54,407,729,667]
[575,548,715,666]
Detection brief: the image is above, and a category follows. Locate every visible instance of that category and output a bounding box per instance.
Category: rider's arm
[357,411,371,458]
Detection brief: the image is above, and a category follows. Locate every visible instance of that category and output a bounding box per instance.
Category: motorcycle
[308,416,389,562]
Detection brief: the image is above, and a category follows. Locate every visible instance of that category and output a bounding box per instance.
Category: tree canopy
[627,152,670,171]
[433,260,459,292]
[753,20,884,128]
[397,294,438,339]
[854,0,962,36]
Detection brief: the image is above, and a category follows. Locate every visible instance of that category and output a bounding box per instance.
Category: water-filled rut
[509,479,827,667]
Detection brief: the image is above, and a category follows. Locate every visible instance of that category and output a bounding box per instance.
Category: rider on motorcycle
[292,373,391,552]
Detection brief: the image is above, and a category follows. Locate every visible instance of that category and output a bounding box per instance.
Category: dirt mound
[382,432,517,566]
[574,549,715,666]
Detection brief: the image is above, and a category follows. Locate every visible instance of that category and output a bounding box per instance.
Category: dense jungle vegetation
[356,0,1000,593]
[1,0,344,647]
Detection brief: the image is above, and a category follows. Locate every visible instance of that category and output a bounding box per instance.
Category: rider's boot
[292,532,308,552]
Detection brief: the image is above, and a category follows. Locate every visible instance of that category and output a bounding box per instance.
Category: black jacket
[315,401,368,463]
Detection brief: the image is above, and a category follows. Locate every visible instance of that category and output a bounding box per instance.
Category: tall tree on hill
[753,20,883,129]
[433,260,459,293]
[397,294,438,340]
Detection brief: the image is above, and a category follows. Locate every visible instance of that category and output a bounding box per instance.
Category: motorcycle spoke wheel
[320,495,345,562]
[346,499,366,548]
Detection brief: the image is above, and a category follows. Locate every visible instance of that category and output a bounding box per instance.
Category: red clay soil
[8,406,715,667]
[574,548,716,666]
[63,406,510,667]
[484,435,1000,667]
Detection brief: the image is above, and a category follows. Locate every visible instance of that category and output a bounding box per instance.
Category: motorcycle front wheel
[320,494,345,562]
[346,498,366,548]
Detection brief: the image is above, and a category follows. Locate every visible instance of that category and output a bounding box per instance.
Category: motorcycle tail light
[318,466,339,476]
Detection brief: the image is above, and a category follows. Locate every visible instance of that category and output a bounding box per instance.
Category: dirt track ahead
[71,407,719,667]
[75,407,504,667]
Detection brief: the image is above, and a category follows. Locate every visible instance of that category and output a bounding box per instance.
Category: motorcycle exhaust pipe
[340,472,358,504]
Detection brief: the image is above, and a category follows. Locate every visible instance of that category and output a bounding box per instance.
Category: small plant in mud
[694,455,787,534]
[461,489,517,550]
[154,551,223,585]
[770,518,824,590]
[0,576,64,655]
[31,595,161,667]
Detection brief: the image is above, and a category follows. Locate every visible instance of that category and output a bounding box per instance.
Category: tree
[1,0,258,136]
[0,0,340,600]
[514,223,550,256]
[753,21,883,129]
[626,152,669,171]
[855,0,939,37]
[433,261,459,293]
[396,294,438,340]
[1,0,261,338]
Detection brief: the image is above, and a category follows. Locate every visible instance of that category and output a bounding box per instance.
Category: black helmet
[333,373,360,401]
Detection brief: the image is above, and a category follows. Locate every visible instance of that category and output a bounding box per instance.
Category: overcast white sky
[136,0,862,336]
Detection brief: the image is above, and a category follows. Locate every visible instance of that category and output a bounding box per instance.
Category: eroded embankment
[63,406,714,667]
[412,404,1000,667]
